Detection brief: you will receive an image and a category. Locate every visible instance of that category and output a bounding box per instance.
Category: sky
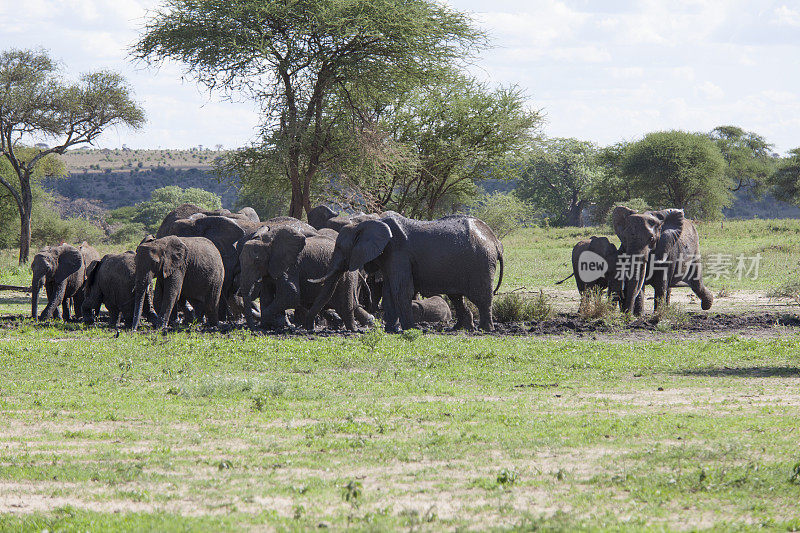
[1,0,798,154]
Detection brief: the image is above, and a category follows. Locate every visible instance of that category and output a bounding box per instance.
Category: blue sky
[1,0,798,153]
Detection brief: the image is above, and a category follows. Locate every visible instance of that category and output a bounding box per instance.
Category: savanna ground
[1,219,800,530]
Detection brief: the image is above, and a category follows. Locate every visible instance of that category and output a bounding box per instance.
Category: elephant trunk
[132,270,153,331]
[31,274,43,319]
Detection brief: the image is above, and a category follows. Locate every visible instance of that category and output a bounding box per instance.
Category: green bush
[30,206,104,248]
[492,291,552,323]
[108,223,146,245]
[469,191,537,238]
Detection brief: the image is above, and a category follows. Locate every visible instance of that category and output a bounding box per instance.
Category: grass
[0,323,799,529]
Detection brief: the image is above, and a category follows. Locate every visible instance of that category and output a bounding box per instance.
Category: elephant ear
[349,220,392,272]
[162,239,187,278]
[85,258,102,288]
[308,205,337,229]
[54,247,83,284]
[612,206,636,240]
[267,227,307,280]
[655,209,684,247]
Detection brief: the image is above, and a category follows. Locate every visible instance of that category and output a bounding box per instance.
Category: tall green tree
[333,74,540,218]
[515,138,601,226]
[621,130,729,219]
[770,148,800,205]
[134,0,483,219]
[0,49,145,262]
[709,125,775,197]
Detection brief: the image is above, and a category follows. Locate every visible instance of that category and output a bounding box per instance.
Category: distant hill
[42,148,239,210]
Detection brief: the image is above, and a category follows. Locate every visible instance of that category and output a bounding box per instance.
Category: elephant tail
[555,272,574,285]
[493,247,504,295]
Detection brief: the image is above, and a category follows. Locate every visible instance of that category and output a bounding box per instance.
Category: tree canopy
[709,125,775,197]
[515,138,601,226]
[133,0,484,219]
[621,130,730,219]
[111,186,223,234]
[770,148,800,206]
[0,48,144,262]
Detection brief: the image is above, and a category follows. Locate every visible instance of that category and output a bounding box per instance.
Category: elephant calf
[82,252,158,328]
[31,242,100,321]
[132,236,225,330]
[557,236,623,304]
[412,296,452,324]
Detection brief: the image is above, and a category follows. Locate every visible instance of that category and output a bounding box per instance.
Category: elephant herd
[30,204,505,332]
[562,206,714,314]
[29,204,713,333]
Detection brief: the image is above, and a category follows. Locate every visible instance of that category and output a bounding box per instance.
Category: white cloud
[774,5,800,26]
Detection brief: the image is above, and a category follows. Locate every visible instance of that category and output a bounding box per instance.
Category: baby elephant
[558,236,622,301]
[411,296,452,324]
[82,252,158,328]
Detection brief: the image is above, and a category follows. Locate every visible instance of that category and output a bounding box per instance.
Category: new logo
[577,250,608,283]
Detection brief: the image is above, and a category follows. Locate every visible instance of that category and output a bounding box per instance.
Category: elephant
[307,205,383,232]
[31,242,100,321]
[306,213,504,332]
[156,203,260,238]
[82,252,159,327]
[557,236,623,301]
[612,206,713,315]
[307,205,338,230]
[131,235,225,330]
[412,296,452,324]
[237,225,373,330]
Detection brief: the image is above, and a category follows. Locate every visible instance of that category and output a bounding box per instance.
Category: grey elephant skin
[307,213,504,332]
[82,252,158,327]
[412,296,452,324]
[156,203,260,238]
[238,226,372,330]
[307,205,382,232]
[612,206,713,315]
[559,236,623,302]
[131,236,225,330]
[31,242,100,320]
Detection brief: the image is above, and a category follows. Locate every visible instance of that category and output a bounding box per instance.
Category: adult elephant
[82,252,158,327]
[131,236,224,330]
[31,242,100,320]
[557,236,623,301]
[306,213,504,332]
[238,226,372,330]
[156,203,260,238]
[612,206,713,315]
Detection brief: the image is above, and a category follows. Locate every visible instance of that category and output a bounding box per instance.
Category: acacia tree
[621,130,729,219]
[330,74,540,218]
[770,148,800,205]
[134,0,483,219]
[0,49,145,263]
[709,125,775,197]
[515,138,601,226]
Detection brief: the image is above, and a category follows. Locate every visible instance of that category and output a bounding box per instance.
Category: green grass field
[1,220,800,530]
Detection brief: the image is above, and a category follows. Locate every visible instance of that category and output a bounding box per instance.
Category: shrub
[469,191,537,238]
[578,287,619,320]
[30,205,104,247]
[493,291,552,323]
[107,223,146,245]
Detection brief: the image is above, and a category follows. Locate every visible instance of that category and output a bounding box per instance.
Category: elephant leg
[472,293,494,332]
[449,294,474,331]
[387,269,414,331]
[159,276,183,329]
[109,307,120,328]
[689,273,713,310]
[62,299,71,321]
[381,284,400,333]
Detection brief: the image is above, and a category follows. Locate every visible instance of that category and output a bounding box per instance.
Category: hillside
[42,148,238,210]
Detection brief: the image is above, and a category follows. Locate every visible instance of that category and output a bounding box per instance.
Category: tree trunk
[18,205,31,265]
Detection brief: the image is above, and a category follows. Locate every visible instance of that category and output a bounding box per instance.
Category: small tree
[621,130,729,219]
[709,125,775,197]
[0,49,145,262]
[515,138,601,226]
[770,148,800,205]
[123,186,222,233]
